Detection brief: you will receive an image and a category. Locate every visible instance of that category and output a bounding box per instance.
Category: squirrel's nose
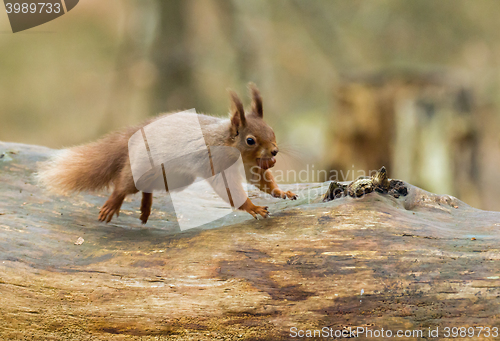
[271,149,278,156]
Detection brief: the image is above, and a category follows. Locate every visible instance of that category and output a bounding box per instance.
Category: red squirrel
[38,84,297,224]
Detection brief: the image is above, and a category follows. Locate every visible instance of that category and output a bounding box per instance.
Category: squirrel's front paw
[272,189,298,200]
[239,199,269,219]
[248,205,269,219]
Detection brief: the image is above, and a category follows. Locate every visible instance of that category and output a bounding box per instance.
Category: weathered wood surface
[0,142,499,340]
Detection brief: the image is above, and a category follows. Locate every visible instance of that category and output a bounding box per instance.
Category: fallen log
[0,142,499,340]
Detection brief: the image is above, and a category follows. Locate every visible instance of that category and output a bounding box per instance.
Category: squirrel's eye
[246,137,256,146]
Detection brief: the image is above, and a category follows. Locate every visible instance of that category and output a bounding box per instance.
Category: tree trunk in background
[99,1,160,134]
[151,0,199,115]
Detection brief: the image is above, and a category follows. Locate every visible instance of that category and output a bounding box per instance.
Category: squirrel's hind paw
[99,194,125,223]
[140,210,151,224]
[98,206,118,223]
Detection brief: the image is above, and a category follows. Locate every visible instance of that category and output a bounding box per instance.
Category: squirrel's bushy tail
[37,132,130,195]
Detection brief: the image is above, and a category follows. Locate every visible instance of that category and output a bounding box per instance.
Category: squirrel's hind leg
[140,192,153,224]
[99,166,139,223]
[99,190,127,223]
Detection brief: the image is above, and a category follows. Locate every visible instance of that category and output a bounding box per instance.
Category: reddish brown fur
[38,84,296,224]
[249,82,263,118]
[38,127,138,194]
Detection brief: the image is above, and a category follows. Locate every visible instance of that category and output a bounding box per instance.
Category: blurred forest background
[1,0,500,210]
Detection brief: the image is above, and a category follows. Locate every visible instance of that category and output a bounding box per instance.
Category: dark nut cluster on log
[323,166,408,202]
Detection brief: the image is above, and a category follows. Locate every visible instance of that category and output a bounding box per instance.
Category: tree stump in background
[326,69,484,208]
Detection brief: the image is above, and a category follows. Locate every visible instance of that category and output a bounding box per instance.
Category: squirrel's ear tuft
[228,90,246,129]
[248,82,263,118]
